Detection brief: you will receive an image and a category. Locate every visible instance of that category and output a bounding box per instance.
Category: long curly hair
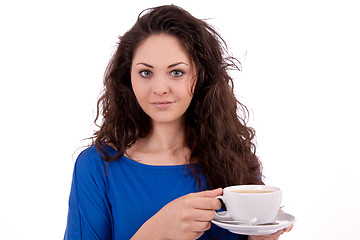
[93,5,263,189]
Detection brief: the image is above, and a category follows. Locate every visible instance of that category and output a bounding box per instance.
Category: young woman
[64,5,292,240]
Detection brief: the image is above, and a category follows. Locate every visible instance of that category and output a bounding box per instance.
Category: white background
[1,0,359,239]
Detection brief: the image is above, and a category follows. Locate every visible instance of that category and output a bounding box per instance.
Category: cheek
[131,74,145,100]
[182,83,195,104]
[132,85,146,104]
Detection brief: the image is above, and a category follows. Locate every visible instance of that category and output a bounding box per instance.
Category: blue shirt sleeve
[64,149,112,240]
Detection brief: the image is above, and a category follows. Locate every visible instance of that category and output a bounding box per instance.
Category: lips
[151,101,174,109]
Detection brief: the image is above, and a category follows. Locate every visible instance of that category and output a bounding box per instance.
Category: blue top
[64,146,246,239]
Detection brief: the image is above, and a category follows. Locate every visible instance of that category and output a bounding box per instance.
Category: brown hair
[93,5,263,188]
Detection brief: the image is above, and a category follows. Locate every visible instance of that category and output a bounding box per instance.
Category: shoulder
[75,146,105,169]
[73,145,112,183]
[76,144,118,165]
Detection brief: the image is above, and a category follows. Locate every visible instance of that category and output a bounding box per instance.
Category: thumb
[197,188,223,198]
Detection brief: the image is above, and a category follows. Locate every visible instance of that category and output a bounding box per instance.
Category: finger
[192,220,212,232]
[284,224,293,232]
[192,188,223,198]
[268,231,283,237]
[191,197,222,210]
[192,209,216,221]
[192,231,205,240]
[257,230,283,238]
[182,230,204,240]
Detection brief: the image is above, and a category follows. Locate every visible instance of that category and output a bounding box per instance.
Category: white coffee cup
[215,185,282,225]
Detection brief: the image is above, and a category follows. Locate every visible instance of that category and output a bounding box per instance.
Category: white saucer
[211,212,296,236]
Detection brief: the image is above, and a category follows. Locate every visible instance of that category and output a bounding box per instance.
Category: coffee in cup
[215,185,282,225]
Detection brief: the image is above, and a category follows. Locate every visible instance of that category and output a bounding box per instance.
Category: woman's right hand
[132,188,223,240]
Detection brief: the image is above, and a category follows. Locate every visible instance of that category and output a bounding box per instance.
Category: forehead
[132,34,192,65]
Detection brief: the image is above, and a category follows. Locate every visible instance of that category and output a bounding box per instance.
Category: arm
[64,150,112,240]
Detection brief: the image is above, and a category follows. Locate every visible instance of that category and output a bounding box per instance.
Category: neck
[125,118,189,165]
[147,119,186,151]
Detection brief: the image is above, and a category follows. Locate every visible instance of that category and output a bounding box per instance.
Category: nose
[152,76,169,95]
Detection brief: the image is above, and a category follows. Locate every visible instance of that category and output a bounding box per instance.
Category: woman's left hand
[248,224,293,240]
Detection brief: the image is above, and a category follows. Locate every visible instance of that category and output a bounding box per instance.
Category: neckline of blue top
[105,144,200,170]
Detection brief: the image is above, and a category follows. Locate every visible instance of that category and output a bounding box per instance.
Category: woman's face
[131,34,196,125]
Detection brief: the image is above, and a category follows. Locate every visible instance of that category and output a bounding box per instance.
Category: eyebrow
[136,62,189,68]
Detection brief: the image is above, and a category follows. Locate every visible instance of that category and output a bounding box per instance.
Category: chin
[151,115,185,125]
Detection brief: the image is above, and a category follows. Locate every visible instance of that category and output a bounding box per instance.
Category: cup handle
[214,196,231,221]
